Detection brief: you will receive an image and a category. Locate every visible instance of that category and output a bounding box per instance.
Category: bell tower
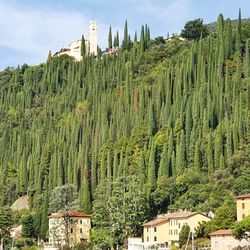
[89,20,97,56]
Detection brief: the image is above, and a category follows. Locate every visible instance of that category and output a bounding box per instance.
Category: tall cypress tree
[108,26,113,49]
[81,35,86,57]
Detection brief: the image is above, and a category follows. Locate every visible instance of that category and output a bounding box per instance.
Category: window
[154,227,157,232]
[147,237,149,242]
[80,228,83,234]
[147,227,149,232]
[154,236,157,242]
[80,219,82,224]
[179,223,181,228]
[242,214,246,219]
[169,230,172,235]
[242,203,245,209]
[70,228,74,234]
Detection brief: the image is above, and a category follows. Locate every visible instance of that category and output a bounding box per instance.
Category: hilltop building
[48,211,91,247]
[142,211,211,248]
[54,21,97,61]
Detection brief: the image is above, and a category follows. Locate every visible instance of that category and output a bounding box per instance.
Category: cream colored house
[143,211,211,248]
[54,20,97,61]
[48,211,91,247]
[210,229,249,250]
[236,193,250,221]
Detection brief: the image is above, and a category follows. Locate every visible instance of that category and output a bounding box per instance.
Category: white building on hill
[54,20,97,61]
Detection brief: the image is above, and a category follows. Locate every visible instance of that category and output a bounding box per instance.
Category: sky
[0,0,249,70]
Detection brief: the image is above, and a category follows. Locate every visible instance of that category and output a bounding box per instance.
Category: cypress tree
[122,20,129,50]
[40,184,49,238]
[148,141,156,191]
[81,35,86,57]
[207,132,214,175]
[158,143,169,177]
[82,162,91,213]
[194,140,201,173]
[108,25,113,49]
[147,102,156,136]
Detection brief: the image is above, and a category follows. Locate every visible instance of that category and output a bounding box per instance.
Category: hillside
[0,13,250,246]
[207,18,250,32]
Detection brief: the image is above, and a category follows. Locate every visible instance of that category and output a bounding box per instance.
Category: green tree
[205,202,236,235]
[181,18,209,40]
[108,26,113,49]
[93,176,148,245]
[0,206,13,238]
[81,35,86,57]
[179,224,190,247]
[232,215,250,240]
[21,213,36,238]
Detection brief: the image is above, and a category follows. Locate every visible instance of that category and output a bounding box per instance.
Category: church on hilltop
[54,20,98,61]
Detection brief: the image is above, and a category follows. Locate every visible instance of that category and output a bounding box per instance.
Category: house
[210,229,249,250]
[210,193,250,250]
[236,193,250,221]
[48,211,91,247]
[142,211,211,248]
[53,20,97,61]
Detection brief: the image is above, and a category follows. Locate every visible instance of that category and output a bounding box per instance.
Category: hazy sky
[0,0,249,69]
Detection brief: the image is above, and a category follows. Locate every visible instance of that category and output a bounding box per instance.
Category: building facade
[143,211,211,248]
[236,193,250,221]
[54,20,97,61]
[48,211,91,247]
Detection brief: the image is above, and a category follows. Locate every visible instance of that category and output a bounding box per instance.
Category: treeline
[0,12,249,239]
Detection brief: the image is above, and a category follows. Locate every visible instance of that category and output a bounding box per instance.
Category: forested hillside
[0,12,249,245]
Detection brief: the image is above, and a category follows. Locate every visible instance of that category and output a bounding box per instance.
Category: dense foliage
[232,215,250,240]
[0,12,249,245]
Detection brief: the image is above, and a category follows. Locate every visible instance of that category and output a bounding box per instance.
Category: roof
[143,211,209,227]
[209,229,232,237]
[48,211,91,219]
[143,216,169,227]
[236,193,250,199]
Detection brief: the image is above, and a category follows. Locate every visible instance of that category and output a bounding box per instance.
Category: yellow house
[143,211,211,248]
[48,211,91,247]
[236,193,250,221]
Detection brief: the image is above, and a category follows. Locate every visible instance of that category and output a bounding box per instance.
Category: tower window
[242,203,245,209]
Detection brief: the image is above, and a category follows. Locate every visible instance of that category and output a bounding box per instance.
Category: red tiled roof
[48,210,91,219]
[236,193,250,199]
[143,212,209,227]
[209,229,232,236]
